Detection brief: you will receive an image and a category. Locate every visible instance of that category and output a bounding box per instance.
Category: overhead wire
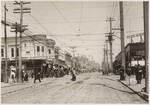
[113,2,132,34]
[76,2,85,44]
[28,13,67,46]
[51,1,77,35]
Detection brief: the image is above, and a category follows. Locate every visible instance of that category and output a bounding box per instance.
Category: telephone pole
[4,3,8,83]
[119,1,126,79]
[143,1,149,93]
[13,1,31,82]
[106,17,115,73]
[11,22,19,82]
[105,40,109,71]
[103,45,106,71]
[70,46,76,69]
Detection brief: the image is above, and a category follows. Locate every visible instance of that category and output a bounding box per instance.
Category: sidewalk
[1,78,33,88]
[118,75,149,102]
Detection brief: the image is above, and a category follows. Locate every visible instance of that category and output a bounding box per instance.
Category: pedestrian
[71,68,76,81]
[136,64,143,84]
[10,66,16,83]
[34,68,41,83]
[127,67,132,77]
[31,69,34,79]
[120,66,124,80]
[24,70,28,81]
[40,67,44,80]
[21,70,25,82]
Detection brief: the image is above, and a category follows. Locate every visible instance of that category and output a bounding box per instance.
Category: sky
[1,1,144,66]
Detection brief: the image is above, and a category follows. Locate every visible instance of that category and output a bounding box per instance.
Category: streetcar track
[64,76,94,103]
[1,79,58,95]
[33,77,90,104]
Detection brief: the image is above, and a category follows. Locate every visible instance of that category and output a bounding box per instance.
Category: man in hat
[34,68,41,83]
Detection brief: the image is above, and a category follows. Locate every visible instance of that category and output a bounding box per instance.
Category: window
[1,49,4,57]
[11,48,14,57]
[24,43,26,48]
[49,49,51,54]
[37,46,40,52]
[42,46,44,52]
[17,48,19,57]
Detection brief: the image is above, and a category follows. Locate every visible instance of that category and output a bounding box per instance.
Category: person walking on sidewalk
[10,66,16,83]
[34,68,41,83]
[71,68,76,81]
[136,64,143,84]
[120,66,124,80]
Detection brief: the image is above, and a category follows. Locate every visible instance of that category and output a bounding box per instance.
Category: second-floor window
[1,49,4,57]
[17,48,19,57]
[42,46,44,52]
[37,46,40,52]
[49,49,51,54]
[11,48,14,57]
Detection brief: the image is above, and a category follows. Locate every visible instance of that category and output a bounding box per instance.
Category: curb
[118,80,149,102]
[1,79,33,88]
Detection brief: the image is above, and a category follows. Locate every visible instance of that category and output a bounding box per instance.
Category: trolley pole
[13,1,31,82]
[11,22,19,82]
[119,1,126,79]
[106,17,115,73]
[143,1,149,93]
[4,3,8,83]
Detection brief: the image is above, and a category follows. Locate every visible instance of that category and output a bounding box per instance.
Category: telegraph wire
[113,2,132,34]
[51,1,77,35]
[28,13,67,46]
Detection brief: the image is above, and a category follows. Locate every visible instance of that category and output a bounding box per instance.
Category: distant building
[64,51,72,68]
[58,50,66,66]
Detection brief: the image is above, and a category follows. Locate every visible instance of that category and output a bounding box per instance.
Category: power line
[51,1,77,35]
[124,2,132,19]
[112,2,117,17]
[28,13,67,46]
[113,2,132,34]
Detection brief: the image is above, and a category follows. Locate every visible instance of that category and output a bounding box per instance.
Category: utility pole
[119,1,126,79]
[143,1,149,93]
[70,46,76,69]
[4,3,8,83]
[106,17,115,73]
[105,40,109,71]
[11,22,19,82]
[103,45,106,70]
[13,1,31,82]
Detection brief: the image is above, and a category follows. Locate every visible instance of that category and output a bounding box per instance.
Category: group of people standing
[8,62,78,84]
[119,64,144,84]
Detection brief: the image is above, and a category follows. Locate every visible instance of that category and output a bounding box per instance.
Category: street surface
[1,73,147,104]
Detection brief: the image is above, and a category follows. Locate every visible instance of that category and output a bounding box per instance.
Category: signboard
[139,61,145,66]
[131,61,137,66]
[131,60,145,66]
[127,33,144,39]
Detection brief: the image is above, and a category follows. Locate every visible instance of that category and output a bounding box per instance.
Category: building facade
[114,42,145,75]
[1,34,56,70]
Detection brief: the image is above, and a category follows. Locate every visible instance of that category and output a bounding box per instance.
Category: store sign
[133,56,143,60]
[127,33,143,39]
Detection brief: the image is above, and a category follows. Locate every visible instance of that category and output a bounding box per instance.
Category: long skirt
[71,74,76,81]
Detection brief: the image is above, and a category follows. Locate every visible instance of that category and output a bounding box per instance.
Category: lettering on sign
[127,33,144,39]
